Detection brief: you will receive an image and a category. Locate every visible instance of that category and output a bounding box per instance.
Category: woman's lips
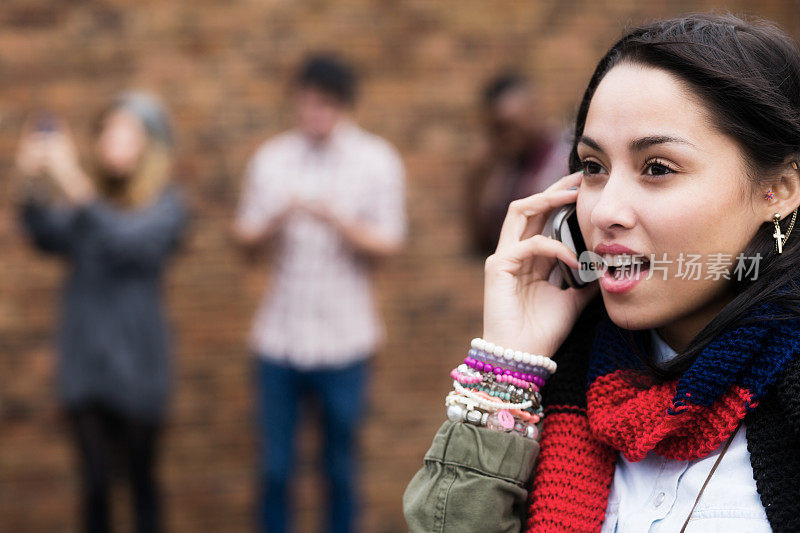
[591,242,652,294]
[594,243,642,256]
[599,261,651,294]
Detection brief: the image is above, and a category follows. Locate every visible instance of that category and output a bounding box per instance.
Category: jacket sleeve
[20,199,78,255]
[402,296,606,533]
[403,420,539,533]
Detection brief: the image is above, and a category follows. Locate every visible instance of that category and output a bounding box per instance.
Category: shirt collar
[300,119,358,152]
[650,328,678,364]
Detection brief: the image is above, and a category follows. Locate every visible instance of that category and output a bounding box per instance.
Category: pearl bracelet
[471,338,557,374]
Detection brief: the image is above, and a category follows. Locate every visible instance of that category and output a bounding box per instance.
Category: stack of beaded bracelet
[469,338,556,379]
[444,338,557,441]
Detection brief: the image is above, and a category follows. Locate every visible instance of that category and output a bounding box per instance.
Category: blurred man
[466,72,571,255]
[232,53,406,533]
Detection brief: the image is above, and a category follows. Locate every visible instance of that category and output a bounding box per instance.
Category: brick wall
[0,1,797,531]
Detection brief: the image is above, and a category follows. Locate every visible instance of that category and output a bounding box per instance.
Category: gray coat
[21,185,187,422]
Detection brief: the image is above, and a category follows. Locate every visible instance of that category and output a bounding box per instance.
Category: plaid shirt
[236,120,406,368]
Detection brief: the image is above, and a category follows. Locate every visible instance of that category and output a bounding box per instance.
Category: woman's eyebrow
[629,135,696,151]
[577,134,697,153]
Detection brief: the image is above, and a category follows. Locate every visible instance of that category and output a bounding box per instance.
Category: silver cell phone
[547,203,590,289]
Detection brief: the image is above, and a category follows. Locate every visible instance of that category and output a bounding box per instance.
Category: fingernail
[567,186,578,191]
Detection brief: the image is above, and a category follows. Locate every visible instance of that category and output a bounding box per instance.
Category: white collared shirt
[600,329,771,532]
[235,121,406,368]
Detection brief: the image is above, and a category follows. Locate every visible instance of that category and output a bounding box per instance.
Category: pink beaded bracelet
[463,356,541,386]
[495,372,538,392]
[450,368,482,385]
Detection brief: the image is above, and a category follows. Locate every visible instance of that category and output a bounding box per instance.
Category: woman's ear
[761,156,800,222]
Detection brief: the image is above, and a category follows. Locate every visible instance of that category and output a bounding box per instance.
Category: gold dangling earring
[771,161,800,254]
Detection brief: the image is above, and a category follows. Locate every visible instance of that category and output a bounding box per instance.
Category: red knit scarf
[521,293,800,532]
[524,374,753,532]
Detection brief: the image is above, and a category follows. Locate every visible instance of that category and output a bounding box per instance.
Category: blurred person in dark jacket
[466,72,571,256]
[15,91,188,533]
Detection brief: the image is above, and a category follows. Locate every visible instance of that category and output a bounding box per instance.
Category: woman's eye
[581,160,605,175]
[644,160,675,176]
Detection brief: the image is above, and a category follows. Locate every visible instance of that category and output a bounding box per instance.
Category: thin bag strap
[679,423,742,533]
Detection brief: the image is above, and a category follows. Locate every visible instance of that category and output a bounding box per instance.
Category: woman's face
[576,62,772,350]
[96,108,148,179]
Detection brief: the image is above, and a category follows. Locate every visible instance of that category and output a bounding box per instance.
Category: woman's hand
[16,131,49,180]
[482,171,599,357]
[15,117,96,205]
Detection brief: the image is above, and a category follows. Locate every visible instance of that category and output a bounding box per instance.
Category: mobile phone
[548,203,590,289]
[34,112,58,133]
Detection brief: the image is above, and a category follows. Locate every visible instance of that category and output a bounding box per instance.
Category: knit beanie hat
[111,90,174,148]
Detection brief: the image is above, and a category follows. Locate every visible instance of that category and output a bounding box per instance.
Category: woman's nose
[589,174,637,232]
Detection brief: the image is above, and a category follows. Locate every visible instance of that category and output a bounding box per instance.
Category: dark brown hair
[571,13,800,380]
[292,52,357,106]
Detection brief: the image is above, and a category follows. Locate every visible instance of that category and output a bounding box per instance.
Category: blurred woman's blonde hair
[92,91,174,209]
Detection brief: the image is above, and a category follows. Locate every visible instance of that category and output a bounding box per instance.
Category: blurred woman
[15,91,187,533]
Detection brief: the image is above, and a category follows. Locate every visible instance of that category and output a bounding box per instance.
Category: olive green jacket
[403,299,604,532]
[402,420,540,533]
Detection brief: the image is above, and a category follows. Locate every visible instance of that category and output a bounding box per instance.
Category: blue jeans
[254,355,370,533]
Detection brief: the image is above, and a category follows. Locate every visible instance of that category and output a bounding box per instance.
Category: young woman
[16,91,187,533]
[405,14,800,533]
